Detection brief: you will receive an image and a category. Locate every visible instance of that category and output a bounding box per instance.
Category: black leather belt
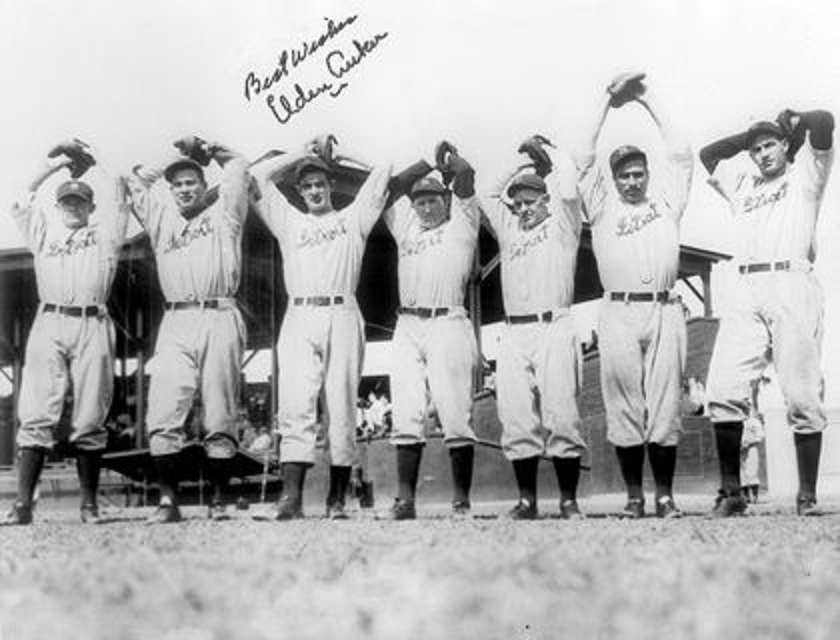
[738,261,791,274]
[399,306,449,318]
[293,295,345,306]
[165,300,222,310]
[610,291,670,303]
[43,304,100,317]
[506,311,556,324]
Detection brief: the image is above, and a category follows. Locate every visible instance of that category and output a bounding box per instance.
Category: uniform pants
[147,307,245,458]
[390,313,477,447]
[497,313,585,459]
[599,299,686,447]
[17,310,113,450]
[707,271,825,434]
[277,304,364,466]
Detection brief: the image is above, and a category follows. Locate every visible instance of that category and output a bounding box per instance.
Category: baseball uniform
[130,157,250,459]
[577,147,693,447]
[254,165,392,467]
[481,162,585,460]
[12,177,128,451]
[705,140,833,433]
[383,190,479,449]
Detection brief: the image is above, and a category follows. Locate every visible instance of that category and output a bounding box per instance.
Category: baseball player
[576,73,694,518]
[700,108,834,517]
[4,141,129,525]
[250,137,392,520]
[129,137,250,523]
[380,144,479,520]
[471,138,586,520]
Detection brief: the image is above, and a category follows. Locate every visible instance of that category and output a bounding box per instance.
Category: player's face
[511,188,550,230]
[614,159,649,204]
[298,171,333,214]
[57,195,94,229]
[749,134,789,179]
[411,193,449,229]
[169,168,207,215]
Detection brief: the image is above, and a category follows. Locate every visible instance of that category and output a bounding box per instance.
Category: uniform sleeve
[219,157,250,223]
[353,163,394,236]
[705,159,743,205]
[252,179,295,240]
[660,149,695,220]
[798,142,835,200]
[98,176,131,253]
[9,193,48,253]
[454,195,481,235]
[483,167,521,238]
[547,154,583,240]
[576,153,608,225]
[127,167,168,247]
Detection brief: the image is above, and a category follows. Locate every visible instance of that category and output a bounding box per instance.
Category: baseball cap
[56,180,94,203]
[410,176,446,199]
[506,173,547,198]
[744,121,786,149]
[609,145,648,175]
[164,157,205,183]
[295,156,332,183]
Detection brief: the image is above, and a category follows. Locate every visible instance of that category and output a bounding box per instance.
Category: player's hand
[48,139,96,178]
[435,140,458,185]
[776,109,802,136]
[607,71,647,108]
[173,136,213,166]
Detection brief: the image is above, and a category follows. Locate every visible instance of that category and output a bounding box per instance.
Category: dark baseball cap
[609,145,648,175]
[744,121,786,149]
[164,157,205,183]
[56,180,94,203]
[410,176,446,199]
[506,173,547,198]
[296,156,332,183]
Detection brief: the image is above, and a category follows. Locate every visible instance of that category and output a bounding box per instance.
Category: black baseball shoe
[560,499,585,520]
[507,498,538,520]
[80,502,103,524]
[655,496,683,519]
[451,500,472,518]
[796,494,822,517]
[2,501,33,526]
[389,498,416,521]
[208,500,231,522]
[274,495,304,521]
[619,498,645,519]
[709,491,748,518]
[326,500,349,520]
[147,500,182,524]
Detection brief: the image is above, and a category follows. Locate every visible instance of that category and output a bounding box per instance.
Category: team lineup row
[3,72,835,525]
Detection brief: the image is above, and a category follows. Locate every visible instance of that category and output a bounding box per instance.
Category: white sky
[3,0,840,398]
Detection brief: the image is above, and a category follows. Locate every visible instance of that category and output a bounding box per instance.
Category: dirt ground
[1,494,839,640]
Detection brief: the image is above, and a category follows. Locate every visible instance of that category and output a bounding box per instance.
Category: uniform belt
[399,306,450,318]
[609,291,670,303]
[42,303,101,317]
[506,311,556,324]
[293,295,345,307]
[738,260,791,274]
[165,300,222,310]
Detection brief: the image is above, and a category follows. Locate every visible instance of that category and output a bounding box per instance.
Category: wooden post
[701,268,713,317]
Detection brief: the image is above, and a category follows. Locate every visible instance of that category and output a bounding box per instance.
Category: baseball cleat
[709,492,748,518]
[560,499,586,520]
[326,501,349,520]
[208,500,231,522]
[796,495,822,517]
[507,498,538,520]
[451,500,472,518]
[146,501,182,524]
[389,498,416,521]
[274,495,304,521]
[655,496,683,519]
[619,498,645,519]
[2,501,33,526]
[80,502,103,524]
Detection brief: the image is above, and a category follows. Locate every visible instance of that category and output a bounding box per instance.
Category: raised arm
[573,90,612,172]
[636,87,691,160]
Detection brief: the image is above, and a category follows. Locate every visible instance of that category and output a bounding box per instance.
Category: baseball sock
[206,457,231,504]
[794,432,822,500]
[76,449,102,506]
[155,453,181,504]
[17,447,47,506]
[552,456,581,502]
[449,445,474,504]
[512,456,539,505]
[327,465,352,506]
[647,443,677,499]
[615,445,645,500]
[396,444,423,502]
[714,422,743,496]
[280,462,308,502]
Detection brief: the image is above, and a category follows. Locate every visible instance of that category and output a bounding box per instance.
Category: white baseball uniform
[481,163,585,460]
[578,148,693,446]
[255,166,392,466]
[12,177,129,451]
[130,159,250,458]
[383,194,479,448]
[706,141,834,433]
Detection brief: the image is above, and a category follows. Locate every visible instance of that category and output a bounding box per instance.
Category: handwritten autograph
[244,15,389,125]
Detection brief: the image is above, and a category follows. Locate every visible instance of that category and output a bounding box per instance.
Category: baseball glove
[608,71,646,108]
[173,136,214,166]
[307,134,338,162]
[518,134,554,178]
[776,109,806,161]
[435,140,459,186]
[48,139,96,178]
